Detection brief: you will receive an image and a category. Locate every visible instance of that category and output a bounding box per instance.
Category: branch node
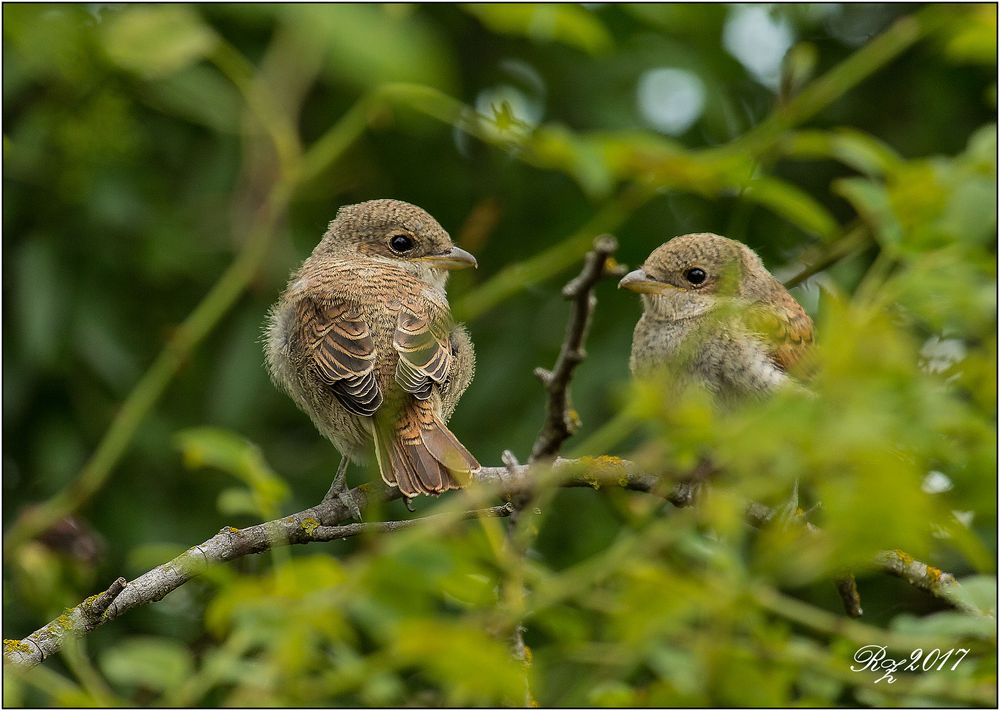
[533,367,553,386]
[501,450,521,474]
[836,575,864,618]
[87,577,128,621]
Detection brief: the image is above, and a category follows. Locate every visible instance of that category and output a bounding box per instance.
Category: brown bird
[619,232,814,402]
[265,199,480,500]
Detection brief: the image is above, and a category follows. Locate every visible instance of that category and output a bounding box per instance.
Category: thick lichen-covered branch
[3,500,512,669]
[2,577,127,668]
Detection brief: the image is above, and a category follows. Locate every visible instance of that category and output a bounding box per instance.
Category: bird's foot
[322,458,363,521]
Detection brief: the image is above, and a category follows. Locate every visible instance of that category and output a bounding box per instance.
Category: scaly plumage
[265,199,479,496]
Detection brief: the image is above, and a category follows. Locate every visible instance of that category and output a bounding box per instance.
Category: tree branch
[3,458,980,669]
[4,236,981,671]
[875,549,982,617]
[3,502,513,668]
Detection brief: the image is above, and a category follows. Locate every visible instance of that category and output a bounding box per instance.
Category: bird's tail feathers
[373,399,479,497]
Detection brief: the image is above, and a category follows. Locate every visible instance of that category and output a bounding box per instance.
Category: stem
[454,185,651,323]
[4,85,375,555]
[4,185,291,554]
[726,11,935,158]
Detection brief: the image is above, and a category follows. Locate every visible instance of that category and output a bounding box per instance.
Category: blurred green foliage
[3,3,996,707]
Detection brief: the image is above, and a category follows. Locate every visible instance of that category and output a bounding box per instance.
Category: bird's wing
[298,298,383,417]
[746,291,814,373]
[392,301,453,400]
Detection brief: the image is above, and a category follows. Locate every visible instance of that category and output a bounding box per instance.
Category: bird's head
[319,199,477,288]
[619,233,768,320]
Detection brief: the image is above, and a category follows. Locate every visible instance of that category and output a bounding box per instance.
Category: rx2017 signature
[851,645,971,684]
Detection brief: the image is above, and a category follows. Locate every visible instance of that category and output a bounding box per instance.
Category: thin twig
[504,237,623,705]
[307,503,514,542]
[529,235,625,462]
[782,223,870,290]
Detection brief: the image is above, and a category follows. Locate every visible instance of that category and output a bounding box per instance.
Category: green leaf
[530,125,614,199]
[890,610,995,640]
[833,177,902,248]
[101,6,218,79]
[963,123,997,170]
[463,4,612,55]
[942,5,996,65]
[622,4,728,37]
[781,128,903,176]
[99,637,194,692]
[780,42,818,99]
[175,428,289,517]
[390,619,524,705]
[361,671,405,706]
[2,668,25,707]
[205,556,348,638]
[176,427,280,486]
[587,680,636,706]
[2,5,95,90]
[947,575,998,617]
[138,66,241,132]
[286,5,455,91]
[13,238,64,367]
[939,174,996,247]
[743,177,839,240]
[217,487,259,517]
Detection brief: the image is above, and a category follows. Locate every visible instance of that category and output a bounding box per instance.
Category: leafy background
[3,3,996,707]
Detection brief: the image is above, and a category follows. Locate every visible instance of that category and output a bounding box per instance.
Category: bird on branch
[619,232,815,403]
[265,199,480,504]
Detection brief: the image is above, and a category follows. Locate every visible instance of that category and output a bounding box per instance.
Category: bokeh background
[3,3,996,707]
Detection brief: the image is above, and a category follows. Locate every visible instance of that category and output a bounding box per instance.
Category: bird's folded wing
[299,298,383,416]
[392,302,453,400]
[746,293,814,373]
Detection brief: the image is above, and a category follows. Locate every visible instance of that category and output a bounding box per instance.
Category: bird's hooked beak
[418,246,478,270]
[618,268,675,294]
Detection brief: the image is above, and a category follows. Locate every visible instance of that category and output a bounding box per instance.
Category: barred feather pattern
[264,200,479,497]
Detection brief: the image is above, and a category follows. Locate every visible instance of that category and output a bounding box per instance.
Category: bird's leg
[323,456,363,521]
[323,456,350,500]
[403,496,415,513]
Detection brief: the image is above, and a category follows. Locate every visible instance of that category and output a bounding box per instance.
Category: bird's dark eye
[388,234,414,253]
[684,267,707,286]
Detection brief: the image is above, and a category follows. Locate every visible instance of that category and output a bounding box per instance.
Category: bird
[618,232,814,402]
[264,199,480,502]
